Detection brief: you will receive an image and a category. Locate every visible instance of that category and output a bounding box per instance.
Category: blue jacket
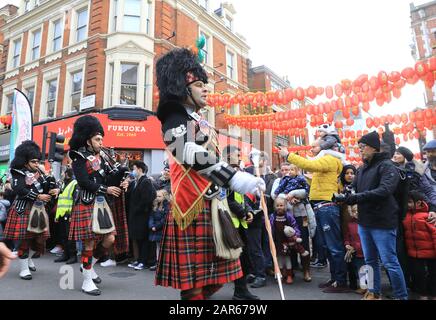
[274,174,310,196]
[148,201,169,242]
[269,211,301,239]
[419,165,436,211]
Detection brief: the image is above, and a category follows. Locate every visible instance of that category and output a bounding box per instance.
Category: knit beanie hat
[396,146,414,162]
[358,131,380,151]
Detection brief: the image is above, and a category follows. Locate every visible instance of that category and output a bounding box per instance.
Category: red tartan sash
[168,154,211,230]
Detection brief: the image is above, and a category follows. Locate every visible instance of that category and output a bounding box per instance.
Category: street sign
[80,94,96,111]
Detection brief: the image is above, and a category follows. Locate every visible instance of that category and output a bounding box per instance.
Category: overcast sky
[1,0,433,150]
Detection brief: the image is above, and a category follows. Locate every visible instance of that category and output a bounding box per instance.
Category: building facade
[0,0,253,172]
[410,0,436,138]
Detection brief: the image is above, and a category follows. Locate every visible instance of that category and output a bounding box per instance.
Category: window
[200,32,210,64]
[12,39,21,68]
[6,94,14,114]
[76,8,88,42]
[123,0,141,32]
[199,0,208,10]
[144,66,149,108]
[46,79,57,118]
[71,71,83,112]
[109,63,114,106]
[26,87,35,108]
[120,63,138,105]
[24,0,31,12]
[227,51,235,80]
[112,0,118,32]
[31,29,41,61]
[225,15,233,30]
[52,20,63,52]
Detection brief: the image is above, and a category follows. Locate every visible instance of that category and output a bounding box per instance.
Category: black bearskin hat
[10,141,42,169]
[156,48,208,103]
[69,115,104,151]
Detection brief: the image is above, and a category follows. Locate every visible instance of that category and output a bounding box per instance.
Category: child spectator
[274,164,309,198]
[270,197,304,285]
[148,189,170,271]
[0,192,11,241]
[403,191,436,300]
[317,124,344,153]
[338,165,366,294]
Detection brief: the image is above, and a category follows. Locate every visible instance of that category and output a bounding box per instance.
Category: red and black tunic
[68,148,127,242]
[3,168,55,240]
[155,100,242,291]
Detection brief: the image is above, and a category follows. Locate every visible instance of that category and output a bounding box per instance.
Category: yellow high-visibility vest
[55,180,77,220]
[232,192,248,229]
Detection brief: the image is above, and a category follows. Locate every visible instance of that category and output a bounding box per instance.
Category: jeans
[246,226,266,278]
[312,219,327,263]
[261,223,273,270]
[358,225,408,300]
[314,204,347,285]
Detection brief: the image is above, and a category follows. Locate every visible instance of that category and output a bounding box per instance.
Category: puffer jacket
[343,217,364,258]
[287,152,343,201]
[403,203,436,259]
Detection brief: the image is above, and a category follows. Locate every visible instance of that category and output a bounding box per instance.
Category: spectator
[280,137,349,293]
[270,197,307,285]
[271,162,315,281]
[121,161,156,271]
[419,140,436,225]
[339,131,408,300]
[148,189,170,271]
[224,145,259,300]
[53,169,78,264]
[0,192,10,241]
[153,162,171,195]
[0,242,15,279]
[338,165,366,294]
[403,191,436,300]
[245,151,277,283]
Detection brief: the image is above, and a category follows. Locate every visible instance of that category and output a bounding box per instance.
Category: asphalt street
[0,253,395,300]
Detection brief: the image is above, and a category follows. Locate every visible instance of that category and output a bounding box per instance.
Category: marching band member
[155,48,266,300]
[3,141,59,280]
[68,115,126,296]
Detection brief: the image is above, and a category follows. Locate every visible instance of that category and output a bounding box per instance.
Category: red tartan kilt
[3,202,49,240]
[155,200,243,291]
[109,195,129,255]
[69,201,116,241]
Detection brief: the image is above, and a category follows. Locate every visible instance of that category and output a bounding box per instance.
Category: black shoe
[92,277,102,284]
[54,254,69,263]
[232,290,261,300]
[31,252,41,259]
[246,274,256,284]
[250,277,266,288]
[149,265,157,271]
[82,289,101,296]
[66,256,78,265]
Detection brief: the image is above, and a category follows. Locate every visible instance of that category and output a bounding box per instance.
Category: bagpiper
[68,115,127,296]
[155,48,266,300]
[3,141,59,280]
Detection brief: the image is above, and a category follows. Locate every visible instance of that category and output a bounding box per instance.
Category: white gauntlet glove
[229,171,266,195]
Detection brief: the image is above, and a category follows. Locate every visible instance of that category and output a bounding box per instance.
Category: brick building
[410,0,436,138]
[248,65,310,169]
[0,0,252,172]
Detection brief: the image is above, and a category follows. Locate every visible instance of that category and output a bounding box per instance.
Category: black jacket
[125,175,157,240]
[350,152,400,229]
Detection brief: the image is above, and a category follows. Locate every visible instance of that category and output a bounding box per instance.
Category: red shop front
[33,111,253,174]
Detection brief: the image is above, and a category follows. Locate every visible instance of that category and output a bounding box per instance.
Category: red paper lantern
[284,88,294,103]
[415,61,429,78]
[401,67,415,80]
[326,86,334,99]
[395,137,401,145]
[335,84,343,97]
[346,118,355,126]
[378,71,389,85]
[362,102,370,113]
[335,120,344,129]
[295,87,305,101]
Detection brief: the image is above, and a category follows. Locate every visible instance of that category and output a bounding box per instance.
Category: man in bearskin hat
[68,115,127,296]
[3,141,59,280]
[155,48,266,300]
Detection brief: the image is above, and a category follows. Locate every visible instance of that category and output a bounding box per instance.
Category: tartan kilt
[155,200,243,291]
[68,200,116,242]
[3,202,50,240]
[109,195,129,255]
